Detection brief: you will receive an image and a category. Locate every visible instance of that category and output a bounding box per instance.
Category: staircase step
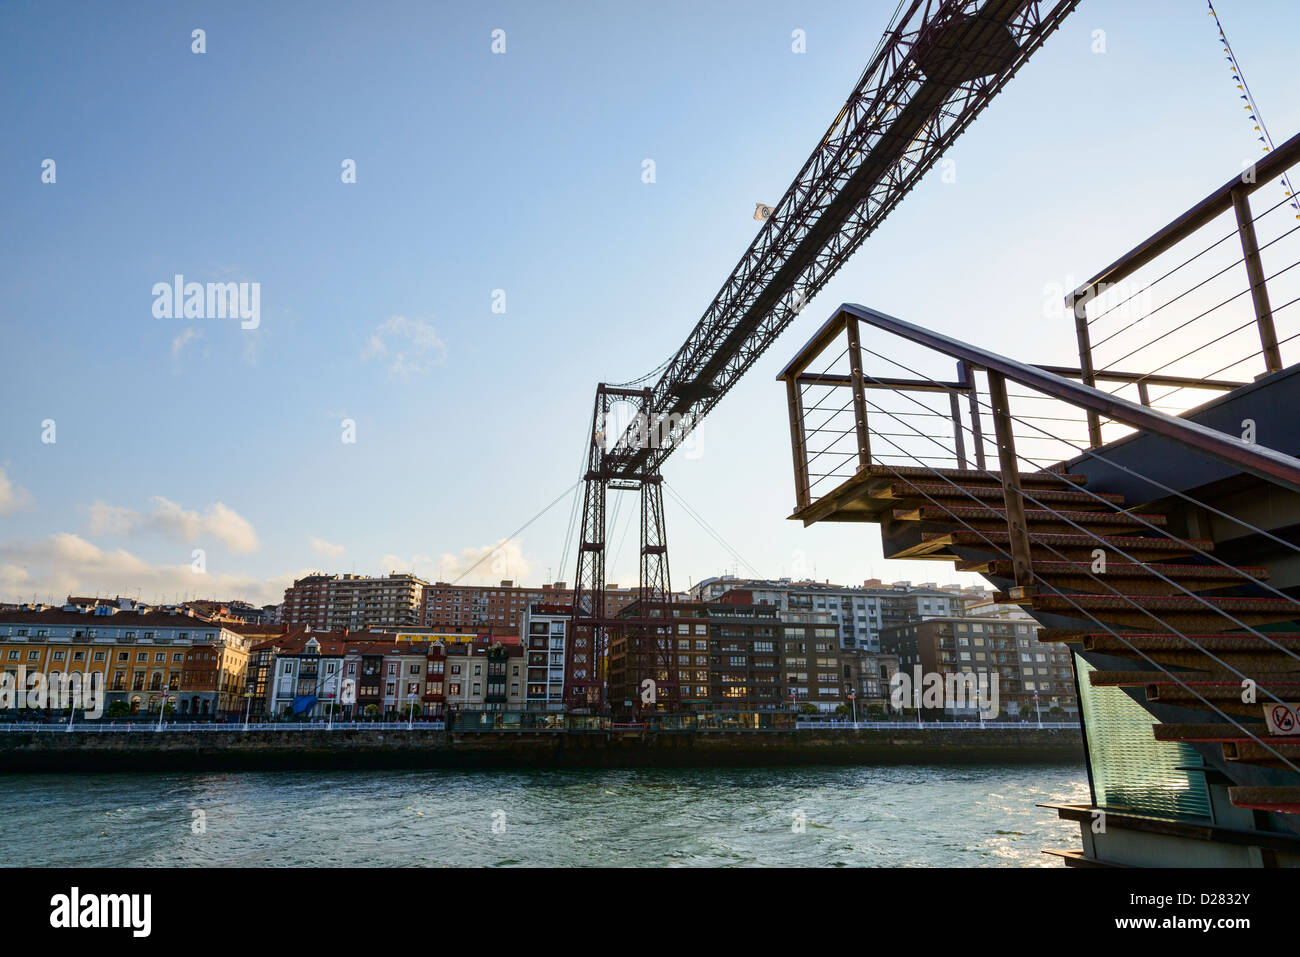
[892,530,1212,562]
[968,559,1267,595]
[1153,723,1270,744]
[1076,633,1300,673]
[864,464,1088,489]
[1026,593,1300,629]
[890,505,1166,533]
[1086,670,1240,688]
[885,482,1124,510]
[1222,740,1300,768]
[1228,787,1300,814]
[1146,679,1300,704]
[1148,725,1300,769]
[1041,628,1300,645]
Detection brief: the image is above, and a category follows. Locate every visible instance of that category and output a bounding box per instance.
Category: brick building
[282,573,427,631]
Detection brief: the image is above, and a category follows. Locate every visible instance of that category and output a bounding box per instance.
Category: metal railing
[793,720,1079,730]
[0,721,447,732]
[776,299,1300,777]
[1067,128,1300,445]
[779,302,1300,530]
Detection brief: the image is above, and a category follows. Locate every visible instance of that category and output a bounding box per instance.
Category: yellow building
[0,604,252,717]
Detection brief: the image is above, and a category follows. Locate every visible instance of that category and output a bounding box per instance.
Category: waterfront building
[878,610,1077,720]
[0,604,251,717]
[421,579,677,633]
[519,603,569,711]
[776,612,846,713]
[282,573,427,631]
[441,641,525,713]
[611,600,787,716]
[691,576,988,651]
[179,639,251,717]
[257,630,353,719]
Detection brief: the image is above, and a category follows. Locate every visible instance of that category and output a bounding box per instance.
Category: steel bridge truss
[568,0,1080,711]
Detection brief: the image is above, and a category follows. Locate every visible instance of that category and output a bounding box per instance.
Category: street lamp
[407,691,416,730]
[243,689,254,731]
[845,686,857,725]
[154,690,168,732]
[1034,690,1042,729]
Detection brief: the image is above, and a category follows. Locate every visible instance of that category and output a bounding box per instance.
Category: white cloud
[311,537,345,558]
[360,315,447,375]
[0,467,32,515]
[0,533,297,605]
[171,327,203,358]
[88,496,260,553]
[381,540,534,585]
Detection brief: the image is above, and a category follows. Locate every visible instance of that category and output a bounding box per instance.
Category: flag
[754,203,775,222]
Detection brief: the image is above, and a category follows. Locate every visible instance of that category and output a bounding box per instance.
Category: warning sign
[1263,702,1300,735]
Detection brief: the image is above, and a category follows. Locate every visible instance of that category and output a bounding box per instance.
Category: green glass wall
[1076,654,1212,821]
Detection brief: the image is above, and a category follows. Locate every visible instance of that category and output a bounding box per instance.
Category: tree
[866,703,884,717]
[799,703,819,716]
[834,704,850,717]
[106,701,131,719]
[1019,703,1034,719]
[363,704,380,719]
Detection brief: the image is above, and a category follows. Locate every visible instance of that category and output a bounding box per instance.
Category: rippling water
[0,764,1089,867]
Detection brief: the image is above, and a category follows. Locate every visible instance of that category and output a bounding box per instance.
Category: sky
[2,0,1299,606]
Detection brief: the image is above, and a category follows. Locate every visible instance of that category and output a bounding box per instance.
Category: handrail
[778,302,1300,495]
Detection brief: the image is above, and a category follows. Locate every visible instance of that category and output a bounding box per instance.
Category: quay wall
[0,727,1083,772]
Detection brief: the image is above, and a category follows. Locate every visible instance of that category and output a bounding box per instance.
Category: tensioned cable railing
[1065,128,1300,446]
[859,343,1300,587]
[848,429,1300,777]
[843,349,1300,667]
[776,303,1300,775]
[852,380,1300,667]
[785,303,1300,608]
[843,417,1300,774]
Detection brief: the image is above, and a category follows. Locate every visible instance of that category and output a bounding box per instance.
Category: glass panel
[1076,654,1211,821]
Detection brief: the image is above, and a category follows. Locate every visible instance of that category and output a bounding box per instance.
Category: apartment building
[879,609,1078,719]
[609,601,788,716]
[281,573,428,631]
[255,630,447,719]
[442,641,525,712]
[0,604,252,717]
[423,580,572,630]
[422,580,671,632]
[519,603,569,711]
[777,613,845,713]
[691,576,988,651]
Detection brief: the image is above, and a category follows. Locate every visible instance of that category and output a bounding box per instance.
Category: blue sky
[2,0,1298,605]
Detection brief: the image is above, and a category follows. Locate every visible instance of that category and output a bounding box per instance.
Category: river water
[1,764,1089,867]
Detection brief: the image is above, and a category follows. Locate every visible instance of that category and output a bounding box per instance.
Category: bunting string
[1208,0,1299,218]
